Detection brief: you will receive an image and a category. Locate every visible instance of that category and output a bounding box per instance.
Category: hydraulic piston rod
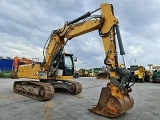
[67,8,100,25]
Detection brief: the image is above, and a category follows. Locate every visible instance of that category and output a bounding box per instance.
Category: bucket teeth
[89,86,134,117]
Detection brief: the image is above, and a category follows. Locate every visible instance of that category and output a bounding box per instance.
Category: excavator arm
[47,4,133,90]
[44,4,116,77]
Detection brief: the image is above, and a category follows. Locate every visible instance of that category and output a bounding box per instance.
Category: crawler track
[13,81,54,101]
[13,80,82,101]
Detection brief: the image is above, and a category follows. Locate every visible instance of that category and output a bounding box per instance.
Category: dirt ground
[0,77,160,120]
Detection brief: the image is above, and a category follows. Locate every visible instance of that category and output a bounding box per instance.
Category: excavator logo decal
[107,98,118,114]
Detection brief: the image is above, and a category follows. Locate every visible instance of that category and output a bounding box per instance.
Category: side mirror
[74,57,77,62]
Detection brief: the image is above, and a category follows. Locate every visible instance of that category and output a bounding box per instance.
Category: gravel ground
[0,77,160,120]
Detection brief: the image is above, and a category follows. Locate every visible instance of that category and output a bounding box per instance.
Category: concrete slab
[0,78,160,120]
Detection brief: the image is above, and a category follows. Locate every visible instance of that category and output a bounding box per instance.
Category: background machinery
[88,68,102,77]
[144,69,151,82]
[78,69,89,77]
[96,66,110,79]
[13,3,135,117]
[129,65,150,82]
[152,70,160,83]
[129,65,139,76]
[134,65,145,82]
[11,56,32,79]
[151,66,160,83]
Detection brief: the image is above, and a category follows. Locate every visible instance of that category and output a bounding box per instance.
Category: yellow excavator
[13,3,135,117]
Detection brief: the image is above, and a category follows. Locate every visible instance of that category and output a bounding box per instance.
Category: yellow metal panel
[56,76,73,80]
[100,3,118,33]
[44,35,65,70]
[61,20,101,39]
[18,64,43,79]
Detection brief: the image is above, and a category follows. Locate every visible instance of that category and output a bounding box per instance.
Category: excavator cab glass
[58,53,74,76]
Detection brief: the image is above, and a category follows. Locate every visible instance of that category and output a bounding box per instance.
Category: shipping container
[0,59,13,71]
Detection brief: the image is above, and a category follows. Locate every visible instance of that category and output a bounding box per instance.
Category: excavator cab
[57,53,75,76]
[38,53,75,80]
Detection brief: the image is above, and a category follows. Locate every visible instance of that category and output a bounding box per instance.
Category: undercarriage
[13,79,82,101]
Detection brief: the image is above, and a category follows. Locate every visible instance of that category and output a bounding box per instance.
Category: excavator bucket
[96,72,109,79]
[89,83,134,117]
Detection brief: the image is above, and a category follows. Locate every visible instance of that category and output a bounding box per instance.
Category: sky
[0,0,160,70]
